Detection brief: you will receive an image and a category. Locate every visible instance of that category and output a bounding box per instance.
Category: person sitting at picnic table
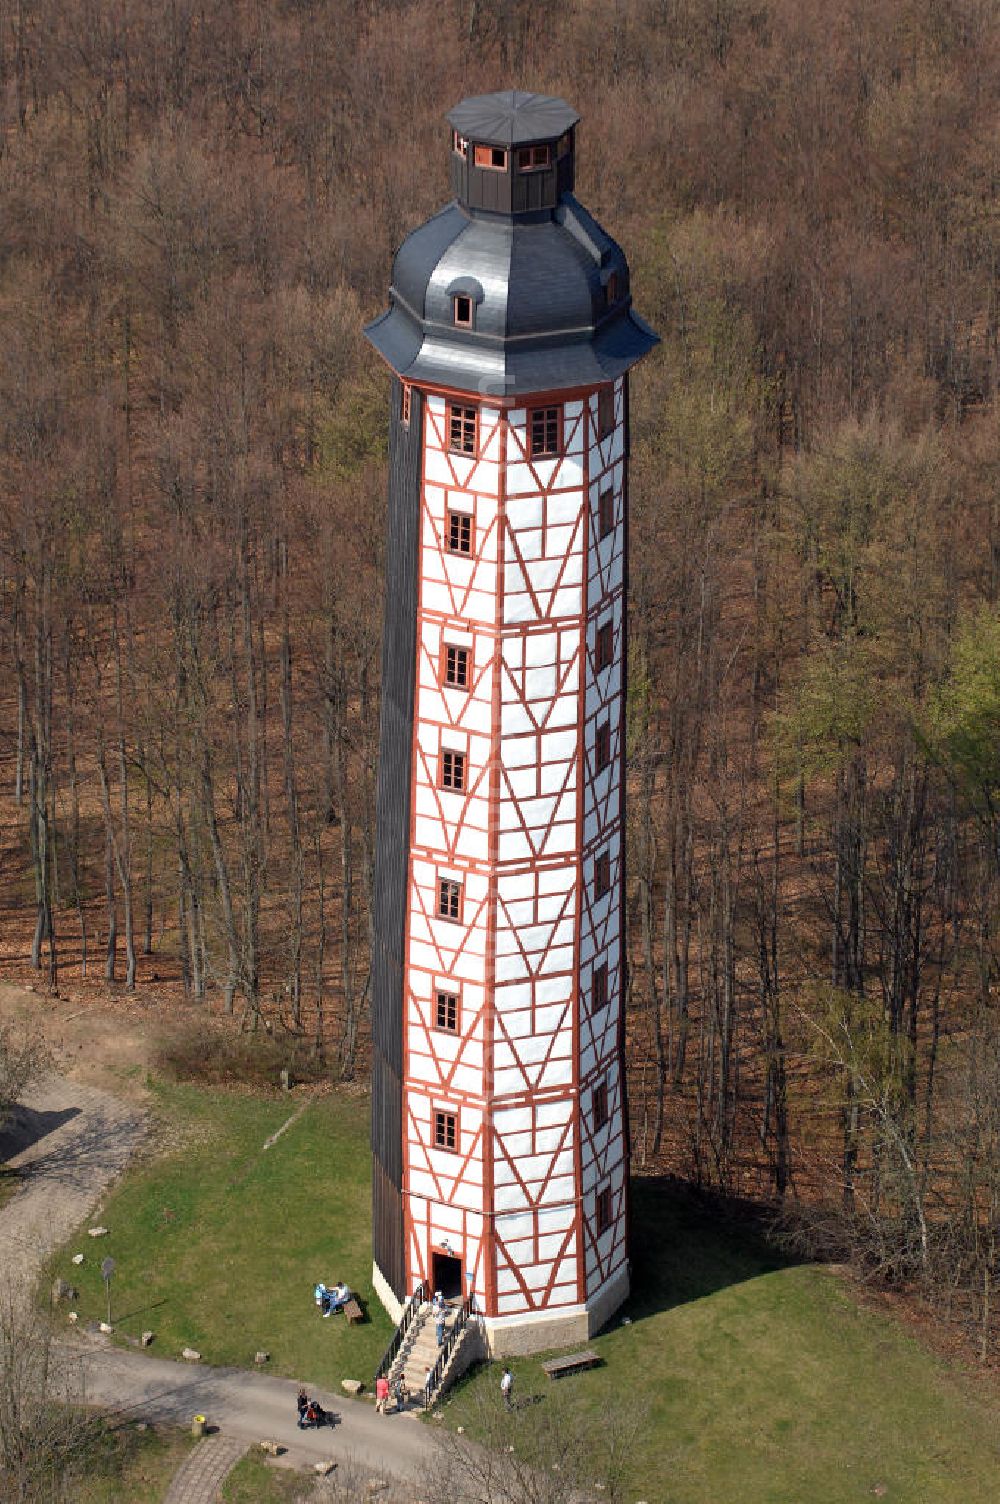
[314,1280,352,1317]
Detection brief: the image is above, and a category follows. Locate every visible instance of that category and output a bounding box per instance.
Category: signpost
[101,1257,116,1328]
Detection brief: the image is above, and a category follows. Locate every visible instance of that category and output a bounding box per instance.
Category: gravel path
[0,1072,145,1312]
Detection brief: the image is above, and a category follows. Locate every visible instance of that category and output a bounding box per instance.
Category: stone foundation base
[372,1260,403,1326]
[482,1263,630,1357]
[372,1259,630,1359]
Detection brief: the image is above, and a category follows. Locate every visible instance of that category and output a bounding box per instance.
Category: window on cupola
[453,294,473,328]
[605,272,619,307]
[474,144,507,170]
[517,144,550,171]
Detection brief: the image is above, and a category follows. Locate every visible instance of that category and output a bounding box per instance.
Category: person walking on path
[435,1314,446,1347]
[375,1376,390,1415]
[297,1387,308,1428]
[500,1367,513,1411]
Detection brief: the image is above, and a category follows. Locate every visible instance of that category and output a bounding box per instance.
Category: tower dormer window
[453,294,473,328]
[517,144,550,171]
[474,144,508,171]
[605,272,619,307]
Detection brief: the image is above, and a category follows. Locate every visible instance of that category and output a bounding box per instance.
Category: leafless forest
[2,0,1000,1349]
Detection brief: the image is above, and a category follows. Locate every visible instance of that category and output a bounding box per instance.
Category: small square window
[596,1184,613,1235]
[440,749,466,792]
[598,487,614,539]
[449,403,478,455]
[592,961,609,1012]
[443,644,470,689]
[594,850,611,900]
[595,721,611,773]
[447,511,473,555]
[597,387,614,440]
[454,294,473,328]
[592,1080,609,1130]
[437,877,462,922]
[434,1110,457,1151]
[596,619,614,672]
[435,990,459,1032]
[529,406,561,458]
[517,144,550,171]
[401,383,411,427]
[474,144,507,170]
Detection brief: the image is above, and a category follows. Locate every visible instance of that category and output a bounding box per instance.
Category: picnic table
[540,1349,601,1380]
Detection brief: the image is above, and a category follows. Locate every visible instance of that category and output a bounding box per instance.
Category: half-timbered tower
[366,90,658,1355]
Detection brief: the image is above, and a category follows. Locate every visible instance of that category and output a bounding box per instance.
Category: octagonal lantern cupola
[447,89,578,215]
[365,90,658,1359]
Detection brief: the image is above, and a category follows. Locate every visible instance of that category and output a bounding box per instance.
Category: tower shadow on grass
[620,1175,801,1327]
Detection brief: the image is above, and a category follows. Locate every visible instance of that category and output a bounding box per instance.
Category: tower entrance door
[431,1252,463,1300]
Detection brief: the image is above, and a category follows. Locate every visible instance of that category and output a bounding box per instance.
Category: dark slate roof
[446,91,580,147]
[364,196,659,399]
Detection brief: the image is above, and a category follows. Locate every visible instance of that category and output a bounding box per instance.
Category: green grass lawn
[443,1181,1000,1504]
[221,1452,304,1502]
[73,1422,196,1503]
[47,1081,393,1389]
[47,1082,1000,1503]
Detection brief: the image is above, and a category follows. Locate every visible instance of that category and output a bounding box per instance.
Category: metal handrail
[423,1296,477,1408]
[374,1281,427,1382]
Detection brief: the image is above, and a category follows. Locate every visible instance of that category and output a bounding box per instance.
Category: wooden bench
[540,1349,601,1380]
[342,1297,364,1325]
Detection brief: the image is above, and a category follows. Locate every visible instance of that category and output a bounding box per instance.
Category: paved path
[62,1339,436,1482]
[0,1072,145,1312]
[163,1436,248,1503]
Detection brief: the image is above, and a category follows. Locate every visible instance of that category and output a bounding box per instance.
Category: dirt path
[0,1071,145,1314]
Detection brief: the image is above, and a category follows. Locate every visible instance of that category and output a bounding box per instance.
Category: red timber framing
[397,378,628,1327]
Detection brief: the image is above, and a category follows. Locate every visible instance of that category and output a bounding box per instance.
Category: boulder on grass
[141,1331,154,1348]
[341,1379,363,1395]
[181,1348,201,1362]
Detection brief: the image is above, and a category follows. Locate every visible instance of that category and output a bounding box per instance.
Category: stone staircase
[390,1300,482,1406]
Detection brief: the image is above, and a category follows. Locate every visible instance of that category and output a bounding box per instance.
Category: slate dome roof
[364,93,658,400]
